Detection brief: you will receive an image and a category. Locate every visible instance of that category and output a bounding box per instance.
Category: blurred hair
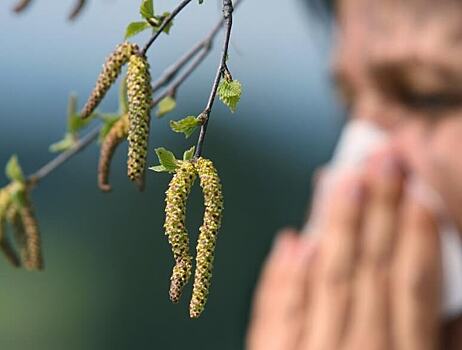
[301,0,336,28]
[305,0,335,17]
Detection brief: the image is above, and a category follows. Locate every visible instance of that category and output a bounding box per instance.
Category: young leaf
[170,116,201,138]
[158,12,173,34]
[69,114,93,134]
[218,78,242,113]
[140,0,154,19]
[183,146,196,161]
[125,21,151,39]
[67,94,77,119]
[9,181,26,207]
[99,115,121,141]
[156,96,176,118]
[148,12,173,34]
[149,165,169,173]
[49,133,76,153]
[153,147,179,173]
[5,155,25,183]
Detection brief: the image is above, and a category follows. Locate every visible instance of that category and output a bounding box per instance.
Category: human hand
[247,151,442,350]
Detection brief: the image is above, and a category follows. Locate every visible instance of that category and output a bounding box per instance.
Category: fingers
[346,154,404,349]
[300,173,364,350]
[392,195,442,350]
[247,230,316,350]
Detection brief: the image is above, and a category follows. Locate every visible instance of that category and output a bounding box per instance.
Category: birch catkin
[164,161,197,303]
[190,158,224,318]
[1,209,21,267]
[19,193,43,270]
[6,207,26,267]
[0,187,20,267]
[80,42,138,119]
[98,114,129,192]
[126,53,152,187]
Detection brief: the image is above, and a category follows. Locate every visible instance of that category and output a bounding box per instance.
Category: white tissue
[305,119,462,319]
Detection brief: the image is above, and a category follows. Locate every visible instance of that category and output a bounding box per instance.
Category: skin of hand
[246,150,442,350]
[333,0,462,345]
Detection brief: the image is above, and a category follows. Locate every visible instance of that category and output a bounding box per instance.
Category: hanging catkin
[80,42,138,119]
[98,114,129,192]
[0,187,20,267]
[6,207,26,267]
[1,209,21,267]
[190,158,224,318]
[19,192,43,270]
[126,53,152,188]
[164,161,197,303]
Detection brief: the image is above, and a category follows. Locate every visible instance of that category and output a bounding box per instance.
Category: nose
[352,91,401,129]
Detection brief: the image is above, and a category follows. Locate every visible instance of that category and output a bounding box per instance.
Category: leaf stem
[194,0,234,159]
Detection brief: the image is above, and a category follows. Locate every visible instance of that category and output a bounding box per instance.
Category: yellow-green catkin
[18,193,43,270]
[80,42,138,119]
[190,158,224,318]
[164,161,197,303]
[0,189,20,267]
[0,187,11,218]
[126,53,152,188]
[98,114,129,192]
[3,207,22,267]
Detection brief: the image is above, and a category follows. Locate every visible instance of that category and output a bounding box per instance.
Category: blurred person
[247,0,462,349]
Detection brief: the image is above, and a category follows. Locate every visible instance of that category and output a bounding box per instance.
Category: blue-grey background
[0,1,343,349]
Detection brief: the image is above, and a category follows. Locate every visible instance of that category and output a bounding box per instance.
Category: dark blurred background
[0,1,343,349]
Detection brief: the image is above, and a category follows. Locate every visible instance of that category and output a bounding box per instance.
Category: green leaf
[156,96,176,118]
[67,94,77,118]
[125,21,151,39]
[119,78,129,114]
[68,114,93,134]
[218,78,242,113]
[140,0,154,19]
[49,133,76,153]
[66,94,95,133]
[149,165,169,173]
[99,115,121,142]
[153,147,179,173]
[170,116,201,138]
[5,155,24,183]
[147,12,173,34]
[183,146,196,161]
[9,182,26,208]
[158,12,173,34]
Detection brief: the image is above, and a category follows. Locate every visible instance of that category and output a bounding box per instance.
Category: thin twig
[152,48,211,107]
[140,0,193,56]
[194,0,234,158]
[68,0,87,21]
[23,0,240,186]
[150,7,229,92]
[12,0,32,13]
[27,127,100,186]
[151,43,204,92]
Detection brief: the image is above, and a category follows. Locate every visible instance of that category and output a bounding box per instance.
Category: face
[334,0,462,228]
